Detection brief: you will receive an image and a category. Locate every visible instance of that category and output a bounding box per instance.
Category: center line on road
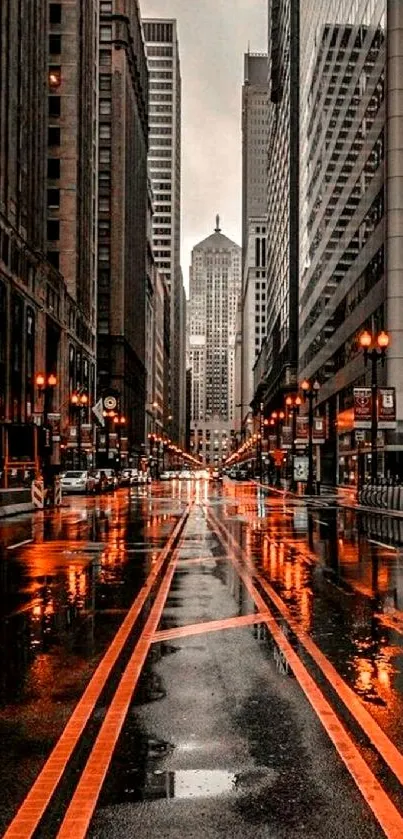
[56,536,184,838]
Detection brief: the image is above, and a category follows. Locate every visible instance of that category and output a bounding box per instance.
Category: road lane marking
[2,505,190,839]
[207,506,403,837]
[153,611,268,642]
[6,538,33,550]
[56,537,183,838]
[209,507,403,785]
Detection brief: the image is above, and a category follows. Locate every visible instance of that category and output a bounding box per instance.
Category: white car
[60,470,96,494]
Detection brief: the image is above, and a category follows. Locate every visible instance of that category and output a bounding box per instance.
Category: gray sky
[141,0,267,289]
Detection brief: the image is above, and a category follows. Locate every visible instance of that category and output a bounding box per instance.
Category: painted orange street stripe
[56,540,182,838]
[209,506,403,791]
[206,507,403,838]
[3,506,190,839]
[153,611,268,643]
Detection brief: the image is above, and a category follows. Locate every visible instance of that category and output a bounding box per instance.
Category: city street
[2,481,403,837]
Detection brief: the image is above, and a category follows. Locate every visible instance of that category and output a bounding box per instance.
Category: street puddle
[146,768,236,799]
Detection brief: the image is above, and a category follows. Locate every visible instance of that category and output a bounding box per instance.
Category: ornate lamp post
[359,329,389,482]
[113,414,127,469]
[36,372,57,485]
[301,379,320,495]
[71,392,88,469]
[270,410,285,487]
[285,394,302,490]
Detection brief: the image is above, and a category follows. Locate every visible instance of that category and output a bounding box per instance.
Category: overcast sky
[141,0,267,289]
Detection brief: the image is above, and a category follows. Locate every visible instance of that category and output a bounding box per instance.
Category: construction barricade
[31,478,44,510]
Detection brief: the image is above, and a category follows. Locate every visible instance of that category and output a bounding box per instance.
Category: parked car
[121,468,138,486]
[103,468,118,491]
[60,470,96,494]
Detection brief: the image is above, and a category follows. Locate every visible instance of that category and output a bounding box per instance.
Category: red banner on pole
[354,387,372,429]
[295,416,309,444]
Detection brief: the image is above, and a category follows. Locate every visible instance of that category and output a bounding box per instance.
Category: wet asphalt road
[1,480,403,836]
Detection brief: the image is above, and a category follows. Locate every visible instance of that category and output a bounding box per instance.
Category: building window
[48,66,62,88]
[99,99,111,115]
[47,251,60,270]
[98,196,110,212]
[47,159,60,179]
[48,126,60,146]
[47,220,60,241]
[99,124,111,139]
[49,34,61,54]
[99,50,111,65]
[100,25,112,42]
[99,148,111,164]
[48,96,61,117]
[99,74,112,91]
[49,3,62,24]
[47,188,60,208]
[100,1,112,11]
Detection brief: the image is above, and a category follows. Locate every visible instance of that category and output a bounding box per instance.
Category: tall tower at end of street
[188,222,241,466]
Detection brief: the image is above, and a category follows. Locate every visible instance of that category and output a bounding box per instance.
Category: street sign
[92,397,105,427]
[293,455,309,482]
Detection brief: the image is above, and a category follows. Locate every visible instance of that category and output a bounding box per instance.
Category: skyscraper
[143,19,185,444]
[0,0,97,479]
[253,0,300,417]
[240,52,269,436]
[96,2,149,463]
[298,0,403,484]
[188,219,241,466]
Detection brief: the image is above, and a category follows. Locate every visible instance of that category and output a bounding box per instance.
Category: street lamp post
[359,329,389,482]
[36,372,57,486]
[71,392,89,469]
[285,395,302,490]
[113,414,127,470]
[301,379,320,495]
[270,410,285,487]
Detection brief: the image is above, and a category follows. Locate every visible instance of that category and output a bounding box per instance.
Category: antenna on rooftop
[215,214,221,233]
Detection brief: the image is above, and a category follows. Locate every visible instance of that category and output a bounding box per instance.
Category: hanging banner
[81,424,93,449]
[354,387,372,429]
[378,387,397,429]
[281,425,293,450]
[313,416,326,444]
[295,416,309,445]
[67,425,77,447]
[47,412,61,443]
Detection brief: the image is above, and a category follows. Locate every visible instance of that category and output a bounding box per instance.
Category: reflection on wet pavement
[4,479,403,837]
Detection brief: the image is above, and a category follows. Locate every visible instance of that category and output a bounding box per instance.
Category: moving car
[210,469,222,482]
[60,470,96,494]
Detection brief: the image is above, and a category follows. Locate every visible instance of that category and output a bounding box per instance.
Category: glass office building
[299,0,403,484]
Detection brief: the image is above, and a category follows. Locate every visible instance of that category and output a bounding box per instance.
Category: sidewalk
[256,480,403,519]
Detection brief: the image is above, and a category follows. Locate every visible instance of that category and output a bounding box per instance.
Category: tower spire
[215,214,221,233]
